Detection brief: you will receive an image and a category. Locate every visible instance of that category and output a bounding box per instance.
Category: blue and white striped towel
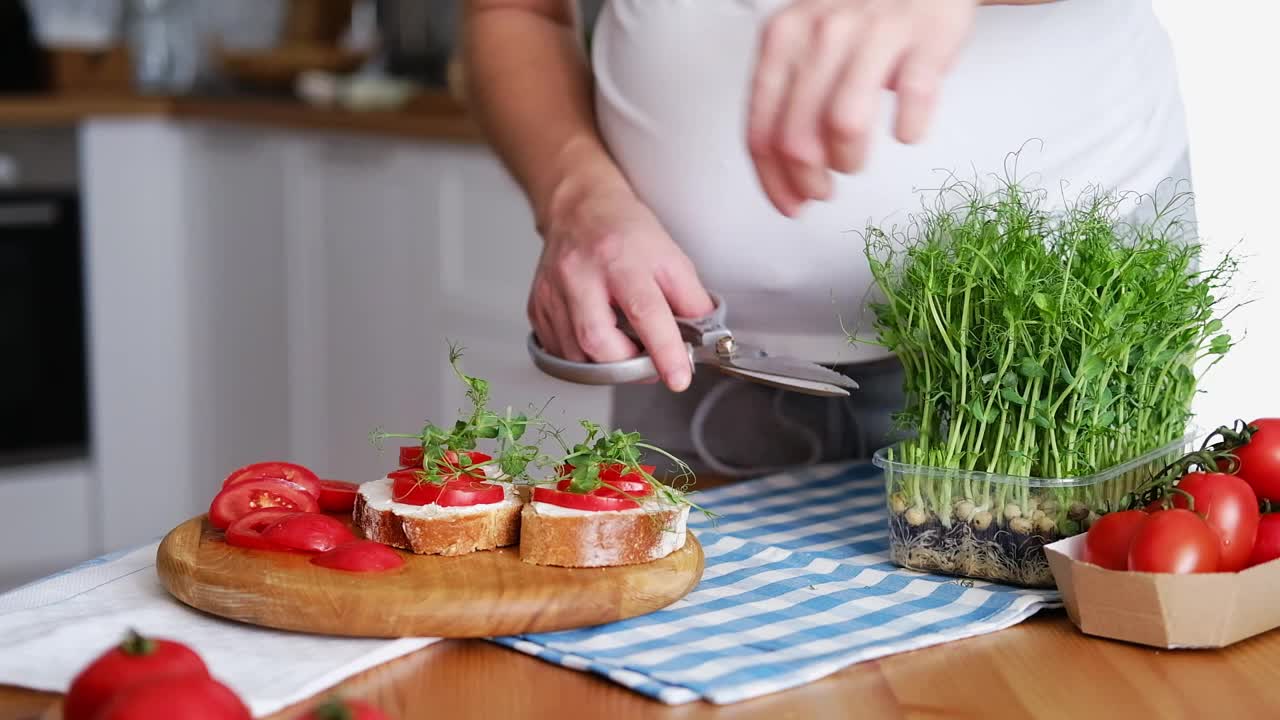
[492,461,1063,705]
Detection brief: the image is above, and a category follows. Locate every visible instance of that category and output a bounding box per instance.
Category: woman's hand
[529,176,715,392]
[747,0,981,216]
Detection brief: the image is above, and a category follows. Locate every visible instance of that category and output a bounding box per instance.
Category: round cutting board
[155,514,704,638]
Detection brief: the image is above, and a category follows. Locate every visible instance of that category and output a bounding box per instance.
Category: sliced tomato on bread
[388,469,500,507]
[532,487,643,511]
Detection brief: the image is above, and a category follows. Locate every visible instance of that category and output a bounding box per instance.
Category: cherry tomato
[224,509,296,551]
[1128,509,1221,574]
[1082,510,1148,571]
[1233,418,1280,502]
[301,698,391,720]
[532,486,642,511]
[209,478,320,530]
[95,674,250,720]
[64,630,210,720]
[222,461,321,499]
[1247,514,1280,568]
[317,480,359,513]
[262,513,356,553]
[436,480,505,507]
[1170,471,1260,571]
[311,540,405,572]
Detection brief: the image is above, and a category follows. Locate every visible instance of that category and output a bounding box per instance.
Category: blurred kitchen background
[0,0,609,591]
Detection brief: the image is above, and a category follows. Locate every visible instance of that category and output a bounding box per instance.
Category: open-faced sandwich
[519,421,706,568]
[355,347,541,556]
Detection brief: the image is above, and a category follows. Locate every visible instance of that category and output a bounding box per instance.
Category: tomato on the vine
[1082,510,1148,571]
[1128,509,1220,574]
[1248,514,1280,568]
[1169,471,1260,571]
[64,631,210,720]
[1233,418,1280,502]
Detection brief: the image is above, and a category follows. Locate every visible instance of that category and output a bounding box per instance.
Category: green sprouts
[857,169,1241,586]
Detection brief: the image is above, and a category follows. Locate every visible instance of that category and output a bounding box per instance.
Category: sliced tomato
[317,480,359,513]
[555,477,652,499]
[224,509,297,551]
[533,486,641,511]
[389,467,487,505]
[261,513,355,553]
[209,479,320,530]
[398,446,424,468]
[222,461,321,499]
[311,541,405,572]
[436,480,505,507]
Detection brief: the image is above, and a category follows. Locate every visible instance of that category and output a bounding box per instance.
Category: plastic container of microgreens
[871,428,1203,589]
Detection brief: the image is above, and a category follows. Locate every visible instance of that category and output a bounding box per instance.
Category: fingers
[560,277,638,363]
[545,289,586,363]
[890,49,945,144]
[826,18,910,173]
[777,4,860,200]
[747,4,812,216]
[608,271,692,392]
[655,255,715,319]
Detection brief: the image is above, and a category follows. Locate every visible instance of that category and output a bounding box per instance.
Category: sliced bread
[518,493,690,568]
[353,477,524,556]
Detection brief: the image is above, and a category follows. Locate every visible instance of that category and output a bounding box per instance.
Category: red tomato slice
[262,513,356,553]
[1128,509,1221,573]
[317,480,359,513]
[555,477,653,499]
[209,479,320,530]
[389,467,488,505]
[398,446,424,468]
[311,540,405,572]
[436,480,505,507]
[225,509,298,551]
[533,486,641,511]
[222,461,321,499]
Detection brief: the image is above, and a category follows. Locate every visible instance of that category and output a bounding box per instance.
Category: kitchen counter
[0,91,483,143]
[1,609,1277,718]
[1,472,1278,720]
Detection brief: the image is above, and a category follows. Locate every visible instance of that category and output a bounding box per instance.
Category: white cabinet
[71,118,612,560]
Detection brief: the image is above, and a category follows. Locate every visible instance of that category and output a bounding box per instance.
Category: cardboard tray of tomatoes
[1045,418,1280,649]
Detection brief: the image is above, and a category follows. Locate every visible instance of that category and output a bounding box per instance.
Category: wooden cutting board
[155,514,704,638]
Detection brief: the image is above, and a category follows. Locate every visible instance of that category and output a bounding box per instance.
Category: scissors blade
[718,349,860,390]
[715,365,852,397]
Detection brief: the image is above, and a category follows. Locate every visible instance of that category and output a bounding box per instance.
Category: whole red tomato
[301,697,392,720]
[1170,472,1260,571]
[1233,418,1280,502]
[1082,510,1149,570]
[1248,514,1280,568]
[64,630,209,720]
[94,674,250,720]
[1128,509,1221,574]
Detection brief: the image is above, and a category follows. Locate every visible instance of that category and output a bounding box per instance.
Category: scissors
[526,291,859,397]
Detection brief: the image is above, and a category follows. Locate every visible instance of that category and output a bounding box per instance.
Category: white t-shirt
[590,0,1190,365]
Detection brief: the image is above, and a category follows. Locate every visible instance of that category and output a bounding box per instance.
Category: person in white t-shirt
[462,0,1194,476]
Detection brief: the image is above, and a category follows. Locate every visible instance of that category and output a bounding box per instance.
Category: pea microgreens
[553,420,716,520]
[369,343,547,485]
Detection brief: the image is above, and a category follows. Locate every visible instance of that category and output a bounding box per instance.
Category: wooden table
[4,614,1278,720]
[3,471,1279,719]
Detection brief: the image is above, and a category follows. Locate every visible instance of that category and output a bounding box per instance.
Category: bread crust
[518,502,689,567]
[353,487,522,556]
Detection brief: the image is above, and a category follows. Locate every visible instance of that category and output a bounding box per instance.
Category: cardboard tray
[1045,534,1280,648]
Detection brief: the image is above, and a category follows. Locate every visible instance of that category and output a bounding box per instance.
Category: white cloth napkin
[0,542,438,717]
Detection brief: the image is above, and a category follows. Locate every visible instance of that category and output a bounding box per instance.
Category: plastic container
[872,428,1203,588]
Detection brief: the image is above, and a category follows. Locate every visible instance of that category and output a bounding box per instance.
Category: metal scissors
[526,291,859,397]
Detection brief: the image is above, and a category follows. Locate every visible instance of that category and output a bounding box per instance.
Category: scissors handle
[528,291,727,385]
[614,290,730,349]
[527,332,693,385]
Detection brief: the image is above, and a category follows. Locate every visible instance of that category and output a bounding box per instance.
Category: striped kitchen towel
[491,461,1062,705]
